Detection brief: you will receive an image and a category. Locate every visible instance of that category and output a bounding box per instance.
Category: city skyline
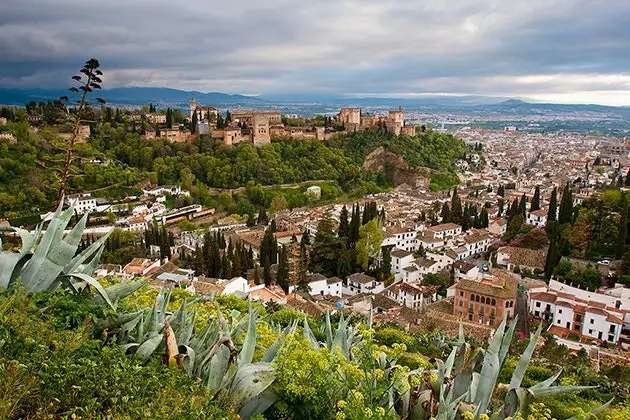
[1,0,630,106]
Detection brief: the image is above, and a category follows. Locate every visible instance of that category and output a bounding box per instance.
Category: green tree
[269,194,288,213]
[548,187,558,222]
[440,202,452,223]
[545,221,561,279]
[355,219,384,271]
[558,183,573,225]
[338,205,349,243]
[530,186,541,212]
[498,184,505,197]
[451,187,463,224]
[276,247,290,293]
[309,215,345,277]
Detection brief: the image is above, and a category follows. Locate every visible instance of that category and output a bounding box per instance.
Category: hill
[0,87,261,107]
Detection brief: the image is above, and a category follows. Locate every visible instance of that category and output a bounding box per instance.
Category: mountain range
[1,87,629,115]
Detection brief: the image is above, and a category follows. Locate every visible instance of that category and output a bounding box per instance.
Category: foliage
[0,290,228,419]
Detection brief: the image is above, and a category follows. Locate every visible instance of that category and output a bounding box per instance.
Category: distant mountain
[0,87,261,107]
[260,93,516,106]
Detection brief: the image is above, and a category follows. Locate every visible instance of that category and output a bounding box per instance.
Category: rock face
[362,147,432,187]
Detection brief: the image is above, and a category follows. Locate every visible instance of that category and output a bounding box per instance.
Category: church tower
[189,96,197,119]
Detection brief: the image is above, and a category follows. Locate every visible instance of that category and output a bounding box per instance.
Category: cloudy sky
[1,0,630,105]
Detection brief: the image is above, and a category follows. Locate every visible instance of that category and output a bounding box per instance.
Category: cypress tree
[480,208,489,228]
[440,202,452,223]
[451,188,463,224]
[558,183,573,225]
[545,221,561,279]
[276,247,290,293]
[625,168,630,187]
[616,193,628,259]
[498,198,504,216]
[509,199,519,218]
[349,204,360,245]
[257,207,268,225]
[548,187,558,221]
[530,186,541,212]
[338,205,349,242]
[498,185,505,197]
[519,193,527,217]
[253,263,261,285]
[191,110,198,132]
[462,205,471,231]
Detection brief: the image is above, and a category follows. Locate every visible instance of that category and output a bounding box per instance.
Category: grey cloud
[1,0,629,104]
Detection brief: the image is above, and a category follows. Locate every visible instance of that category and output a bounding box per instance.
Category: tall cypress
[625,168,630,187]
[548,187,558,221]
[440,202,452,223]
[276,247,290,293]
[616,193,628,259]
[498,184,505,197]
[558,183,573,225]
[545,221,561,279]
[462,205,471,231]
[451,188,463,224]
[530,186,541,212]
[480,208,489,228]
[519,193,527,217]
[338,205,349,242]
[349,204,360,246]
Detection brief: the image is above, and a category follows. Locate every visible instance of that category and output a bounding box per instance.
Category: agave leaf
[529,369,562,391]
[21,205,76,291]
[92,279,146,308]
[0,226,39,289]
[566,398,614,420]
[238,387,278,420]
[530,385,596,399]
[178,345,196,377]
[64,272,114,309]
[177,309,196,347]
[121,343,139,354]
[325,311,333,350]
[136,333,163,363]
[238,301,257,367]
[474,317,507,415]
[229,363,276,412]
[64,228,111,274]
[499,315,518,367]
[206,345,231,392]
[509,323,542,390]
[303,316,320,350]
[165,318,178,368]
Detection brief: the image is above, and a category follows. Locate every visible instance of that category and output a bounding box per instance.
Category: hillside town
[5,104,630,364]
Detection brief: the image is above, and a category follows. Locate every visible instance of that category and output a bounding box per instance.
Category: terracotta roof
[417,259,437,268]
[498,246,547,270]
[531,210,549,217]
[391,249,414,258]
[373,293,399,310]
[453,271,518,300]
[453,261,476,273]
[400,282,423,295]
[428,223,461,232]
[327,276,342,285]
[348,273,376,284]
[464,229,493,244]
[530,291,557,303]
[586,307,609,316]
[606,314,624,324]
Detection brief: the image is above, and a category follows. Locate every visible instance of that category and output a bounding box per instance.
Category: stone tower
[189,96,197,119]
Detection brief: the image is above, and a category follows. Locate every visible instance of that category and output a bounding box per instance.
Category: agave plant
[302,311,365,360]
[392,318,605,420]
[101,288,284,419]
[0,200,128,309]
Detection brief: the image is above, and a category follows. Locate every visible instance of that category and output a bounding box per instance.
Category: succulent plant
[0,199,133,309]
[105,288,281,419]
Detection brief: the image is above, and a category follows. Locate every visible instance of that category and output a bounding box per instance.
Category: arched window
[470,294,475,301]
[481,296,486,304]
[505,301,509,308]
[491,299,496,306]
[510,301,514,308]
[476,295,480,303]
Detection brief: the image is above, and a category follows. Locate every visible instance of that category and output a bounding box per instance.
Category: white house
[67,194,97,215]
[403,265,422,283]
[488,218,508,236]
[452,261,480,280]
[463,229,493,257]
[425,252,454,271]
[528,280,627,345]
[426,223,462,239]
[527,210,549,228]
[386,282,437,310]
[325,277,343,297]
[344,273,384,296]
[390,248,415,282]
[383,226,418,252]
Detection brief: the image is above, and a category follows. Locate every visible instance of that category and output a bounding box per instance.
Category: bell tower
[189,96,197,118]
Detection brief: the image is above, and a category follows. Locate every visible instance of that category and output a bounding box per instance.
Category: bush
[0,291,229,419]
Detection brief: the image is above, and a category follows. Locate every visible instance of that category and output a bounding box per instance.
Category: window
[588,329,593,334]
[459,300,463,307]
[475,295,480,303]
[557,320,561,325]
[460,291,464,297]
[481,296,486,304]
[558,309,563,314]
[609,335,615,342]
[536,302,541,308]
[609,325,616,333]
[491,299,496,306]
[535,311,540,317]
[590,319,594,325]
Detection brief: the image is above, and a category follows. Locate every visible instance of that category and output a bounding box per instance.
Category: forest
[0,104,468,219]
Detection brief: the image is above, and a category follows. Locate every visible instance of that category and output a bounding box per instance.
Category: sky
[1,0,630,105]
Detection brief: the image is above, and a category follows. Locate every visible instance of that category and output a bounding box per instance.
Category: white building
[385,282,437,310]
[463,229,493,257]
[390,248,415,282]
[67,194,97,215]
[527,210,549,228]
[343,273,384,296]
[528,280,627,346]
[383,226,418,252]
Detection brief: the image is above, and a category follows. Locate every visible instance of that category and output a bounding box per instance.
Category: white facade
[343,273,384,296]
[391,249,414,282]
[68,195,97,215]
[222,277,249,295]
[527,210,548,228]
[383,230,418,252]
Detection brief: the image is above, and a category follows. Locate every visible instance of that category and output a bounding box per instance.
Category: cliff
[362,147,433,187]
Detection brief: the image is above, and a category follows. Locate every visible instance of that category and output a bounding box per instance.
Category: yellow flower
[337,400,347,409]
[335,413,346,420]
[376,407,386,416]
[462,412,474,420]
[364,408,373,418]
[480,415,490,420]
